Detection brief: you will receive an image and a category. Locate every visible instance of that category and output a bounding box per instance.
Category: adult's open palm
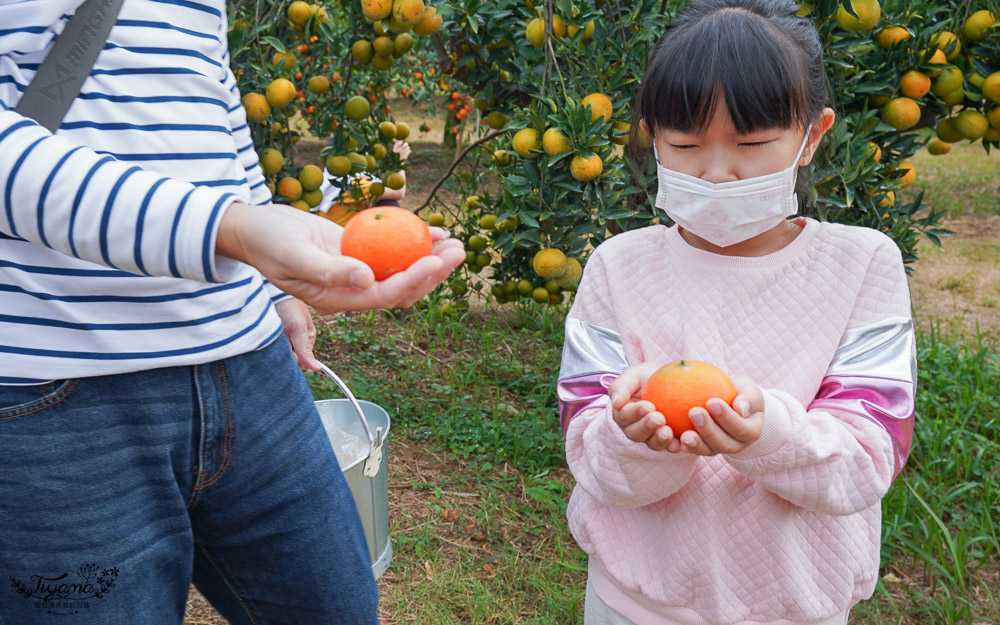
[217,202,466,313]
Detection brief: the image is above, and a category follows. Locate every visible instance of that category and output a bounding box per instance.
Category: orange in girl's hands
[640,360,738,435]
[340,206,432,281]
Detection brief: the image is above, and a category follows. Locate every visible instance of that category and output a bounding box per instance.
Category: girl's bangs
[641,12,808,135]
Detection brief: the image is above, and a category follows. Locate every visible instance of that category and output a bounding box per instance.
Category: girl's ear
[639,118,650,135]
[799,108,836,167]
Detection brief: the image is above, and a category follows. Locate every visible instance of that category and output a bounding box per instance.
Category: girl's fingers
[614,400,653,429]
[620,406,665,443]
[706,398,757,442]
[686,405,742,455]
[609,363,660,410]
[609,371,643,410]
[645,424,675,451]
[678,430,711,455]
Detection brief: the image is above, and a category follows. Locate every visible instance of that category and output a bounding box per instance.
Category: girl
[557,1,916,624]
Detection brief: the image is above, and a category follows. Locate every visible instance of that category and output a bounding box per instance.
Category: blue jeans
[0,339,379,625]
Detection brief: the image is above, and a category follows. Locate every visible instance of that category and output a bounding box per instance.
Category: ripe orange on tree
[525,18,545,47]
[392,0,425,29]
[899,71,930,98]
[258,148,283,176]
[340,206,433,281]
[297,164,324,192]
[271,50,296,69]
[835,0,881,32]
[361,0,392,21]
[554,257,583,288]
[987,105,1000,129]
[412,6,442,35]
[881,97,920,130]
[542,127,572,154]
[286,1,312,25]
[930,30,961,61]
[581,93,613,123]
[551,14,567,37]
[876,25,910,48]
[532,248,567,278]
[307,75,330,94]
[930,67,963,97]
[894,160,916,188]
[570,153,604,181]
[344,95,371,121]
[512,128,541,157]
[925,49,947,75]
[276,176,303,202]
[266,78,296,108]
[953,110,989,140]
[926,138,951,155]
[983,72,1000,104]
[963,10,996,42]
[352,40,373,64]
[567,20,595,39]
[241,93,270,123]
[640,360,738,435]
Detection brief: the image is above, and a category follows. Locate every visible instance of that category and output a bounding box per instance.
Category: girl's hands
[609,367,766,456]
[677,376,765,456]
[609,363,679,452]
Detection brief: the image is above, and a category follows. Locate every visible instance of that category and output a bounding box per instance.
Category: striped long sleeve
[1,108,240,282]
[0,0,283,383]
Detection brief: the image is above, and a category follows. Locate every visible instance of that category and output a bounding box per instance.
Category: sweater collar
[664,217,819,269]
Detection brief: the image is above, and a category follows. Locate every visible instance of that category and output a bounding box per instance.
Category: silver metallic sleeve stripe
[559,318,630,381]
[828,317,917,386]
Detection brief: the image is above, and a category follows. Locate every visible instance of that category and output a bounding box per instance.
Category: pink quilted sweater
[558,218,916,625]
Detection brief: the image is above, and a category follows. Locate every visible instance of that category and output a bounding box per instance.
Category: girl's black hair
[633,0,830,138]
[627,0,831,217]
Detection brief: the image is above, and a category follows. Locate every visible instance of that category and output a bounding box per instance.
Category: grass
[905,140,1000,217]
[309,302,585,624]
[304,301,1000,625]
[855,324,1000,625]
[310,301,567,476]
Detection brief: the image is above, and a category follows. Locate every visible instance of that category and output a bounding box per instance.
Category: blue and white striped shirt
[0,0,284,384]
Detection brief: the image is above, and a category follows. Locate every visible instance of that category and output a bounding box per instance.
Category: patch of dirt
[909,214,1000,340]
[870,558,1000,625]
[184,588,228,625]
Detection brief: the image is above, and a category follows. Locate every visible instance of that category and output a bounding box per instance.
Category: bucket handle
[317,363,384,478]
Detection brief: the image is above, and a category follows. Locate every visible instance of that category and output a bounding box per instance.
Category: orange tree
[416,0,999,308]
[230,0,1000,305]
[228,0,444,212]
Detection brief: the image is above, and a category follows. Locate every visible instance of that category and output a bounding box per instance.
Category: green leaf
[519,213,540,227]
[261,36,286,52]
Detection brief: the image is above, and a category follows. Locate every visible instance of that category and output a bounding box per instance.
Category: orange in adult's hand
[340,206,432,281]
[640,359,738,435]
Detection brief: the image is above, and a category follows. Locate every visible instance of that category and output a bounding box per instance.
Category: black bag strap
[14,0,126,131]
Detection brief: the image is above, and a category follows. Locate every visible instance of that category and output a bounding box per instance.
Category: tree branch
[413,129,514,213]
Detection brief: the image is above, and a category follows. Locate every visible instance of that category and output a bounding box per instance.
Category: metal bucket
[314,364,392,580]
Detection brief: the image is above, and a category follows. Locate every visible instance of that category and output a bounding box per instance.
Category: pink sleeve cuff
[726,388,793,460]
[807,317,915,477]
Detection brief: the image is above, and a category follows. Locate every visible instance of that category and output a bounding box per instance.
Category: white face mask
[653,125,813,247]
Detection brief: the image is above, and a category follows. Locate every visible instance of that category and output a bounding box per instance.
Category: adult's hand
[217,202,465,313]
[393,140,411,161]
[274,297,320,371]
